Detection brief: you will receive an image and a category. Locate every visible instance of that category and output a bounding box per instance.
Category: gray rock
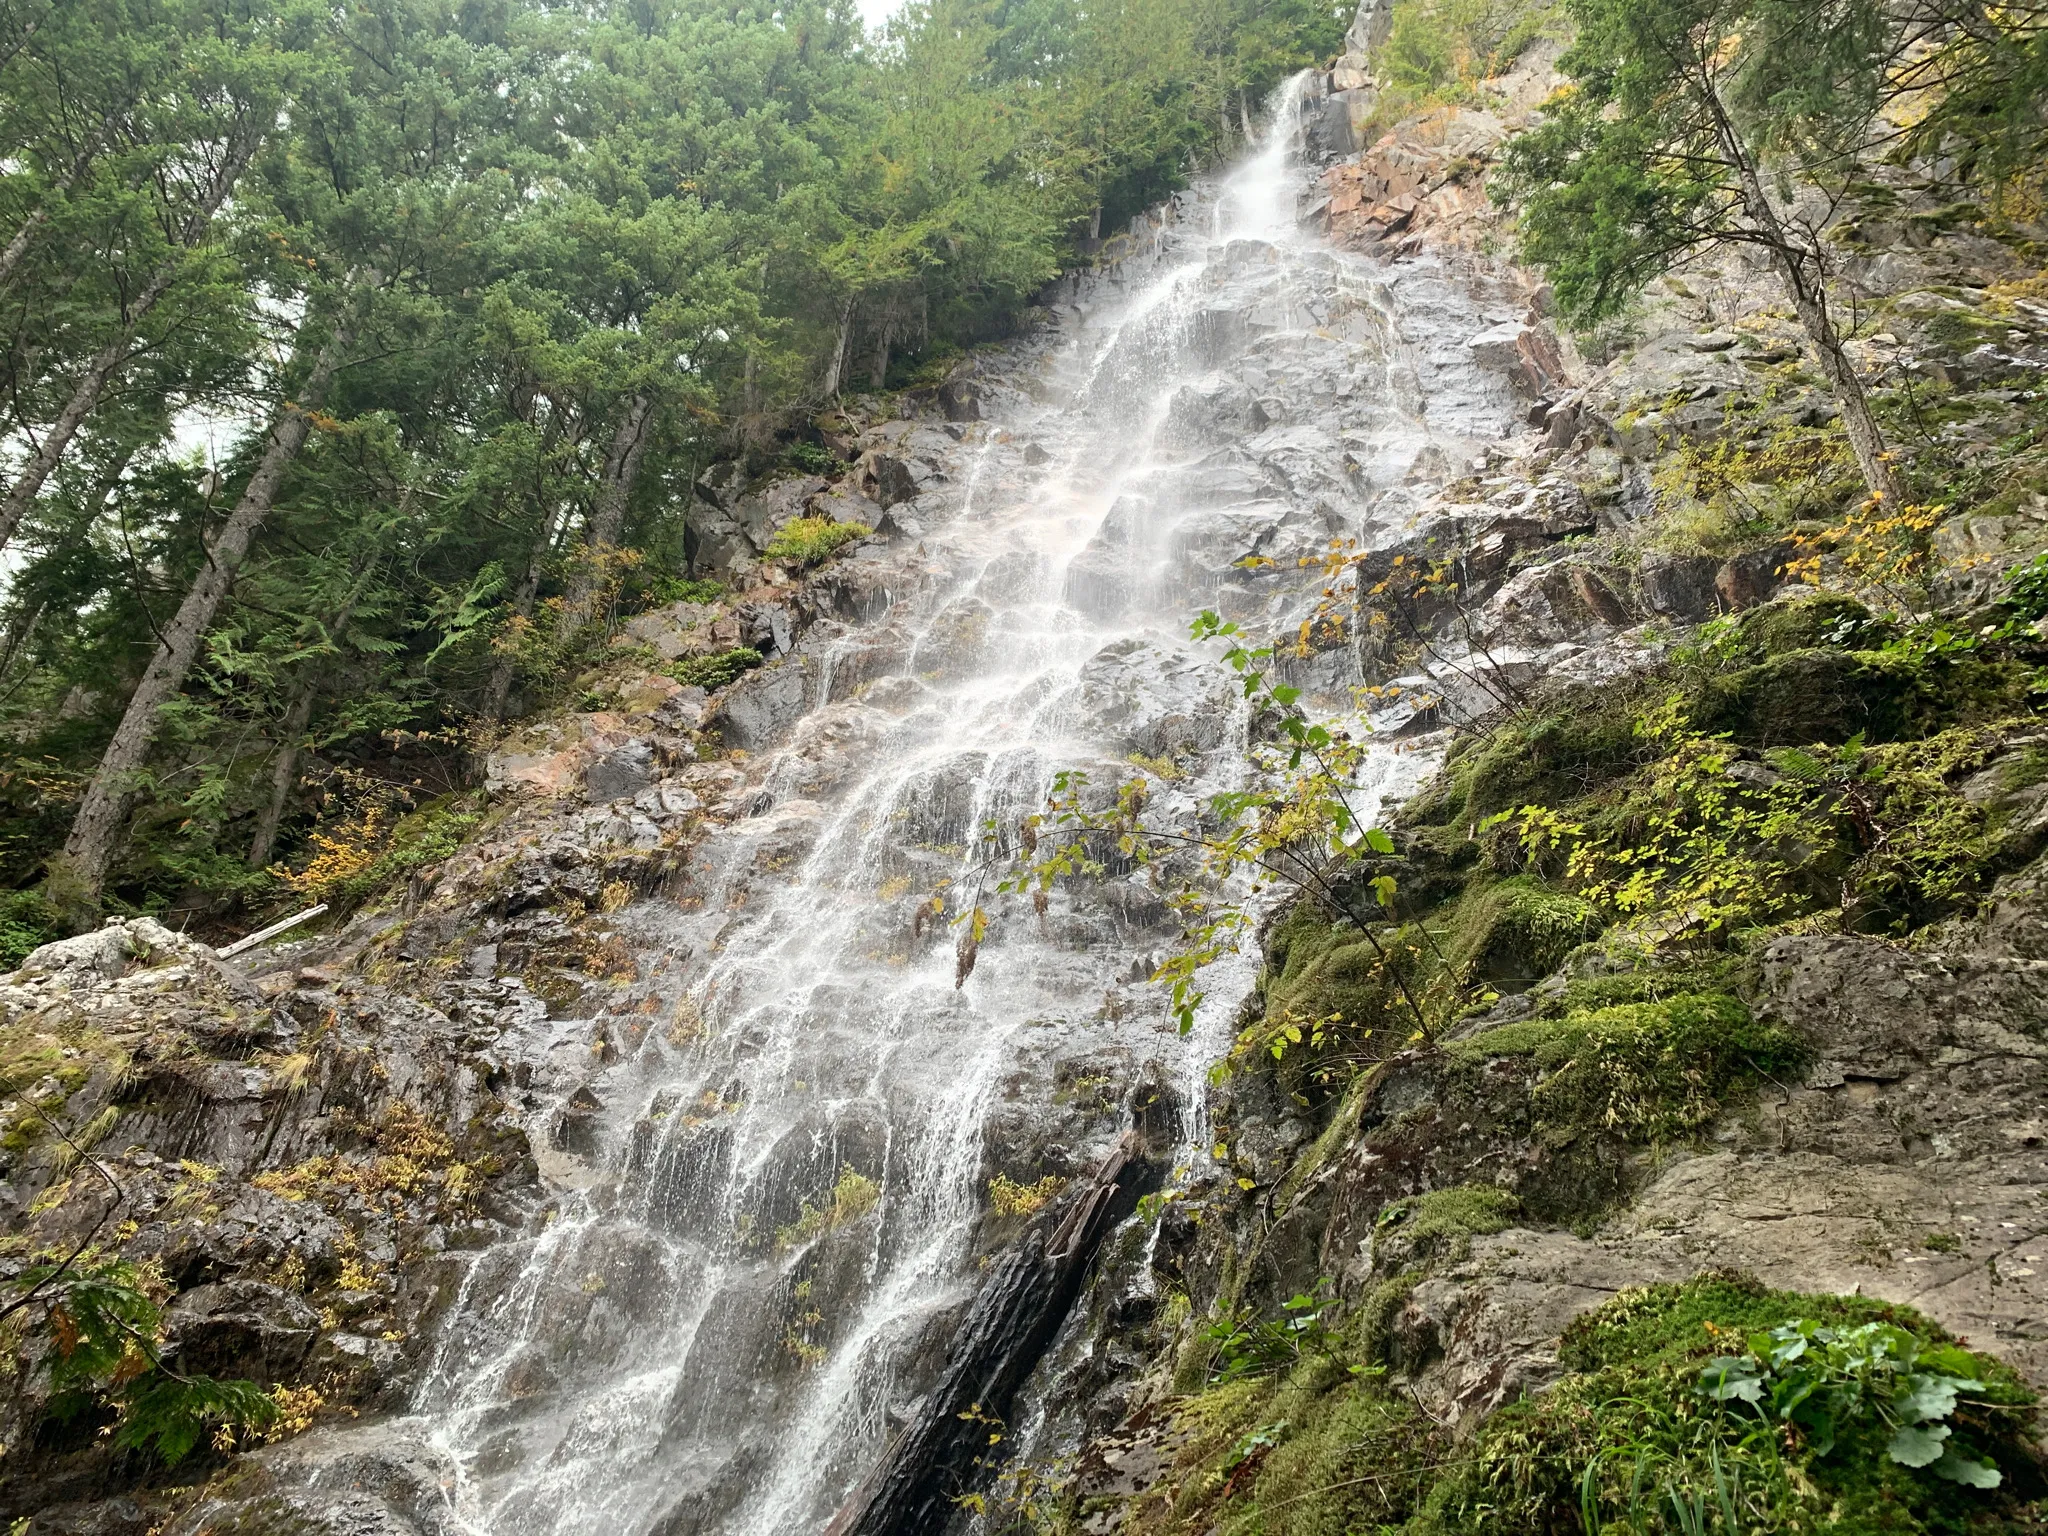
[938,375,981,422]
[812,489,882,528]
[715,658,816,751]
[864,453,920,508]
[1069,639,1235,756]
[14,917,186,983]
[168,1280,323,1382]
[619,600,718,661]
[1465,320,1564,394]
[685,506,754,573]
[734,475,829,550]
[583,739,653,803]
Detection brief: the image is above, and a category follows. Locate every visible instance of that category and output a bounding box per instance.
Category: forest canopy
[0,0,1344,927]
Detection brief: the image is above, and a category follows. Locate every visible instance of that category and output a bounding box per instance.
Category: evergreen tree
[1498,0,1909,506]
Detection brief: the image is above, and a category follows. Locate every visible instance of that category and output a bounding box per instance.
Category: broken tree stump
[825,1130,1149,1536]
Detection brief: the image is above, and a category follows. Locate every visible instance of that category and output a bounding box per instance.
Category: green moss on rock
[1408,696,1644,833]
[1452,991,1804,1148]
[1374,1184,1518,1264]
[1259,903,1402,1040]
[1442,877,1604,987]
[1086,1277,2042,1536]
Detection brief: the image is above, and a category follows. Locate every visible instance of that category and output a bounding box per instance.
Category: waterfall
[408,74,1517,1536]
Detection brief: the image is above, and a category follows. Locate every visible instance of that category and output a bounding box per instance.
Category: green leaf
[1932,1447,2002,1488]
[1697,1356,1764,1404]
[1887,1422,1950,1468]
[1898,1372,1978,1423]
[1364,827,1395,855]
[115,1373,277,1465]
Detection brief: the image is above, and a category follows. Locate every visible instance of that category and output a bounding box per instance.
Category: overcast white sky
[857,0,901,34]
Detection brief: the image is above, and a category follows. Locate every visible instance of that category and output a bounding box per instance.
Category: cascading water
[409,75,1517,1536]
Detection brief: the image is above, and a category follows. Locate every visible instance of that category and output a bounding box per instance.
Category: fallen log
[825,1129,1151,1536]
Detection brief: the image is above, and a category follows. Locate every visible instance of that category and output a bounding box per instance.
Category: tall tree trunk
[556,394,654,639]
[0,101,129,292]
[56,301,357,908]
[1705,90,1907,508]
[823,297,854,397]
[245,674,317,870]
[1728,160,1916,512]
[244,538,380,870]
[0,121,259,553]
[485,498,568,721]
[0,600,44,685]
[870,308,892,392]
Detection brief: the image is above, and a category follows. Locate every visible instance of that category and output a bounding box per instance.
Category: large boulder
[167,1280,322,1382]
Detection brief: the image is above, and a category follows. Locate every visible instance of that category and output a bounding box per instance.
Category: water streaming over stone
[412,76,1518,1536]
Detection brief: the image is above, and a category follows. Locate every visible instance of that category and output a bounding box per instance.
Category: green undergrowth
[669,646,764,691]
[1365,0,1568,142]
[1373,1184,1518,1264]
[14,1259,279,1468]
[1054,1277,2043,1536]
[1421,1275,2044,1534]
[762,516,870,567]
[285,792,487,913]
[1243,592,2047,1106]
[0,888,60,970]
[774,1164,881,1251]
[1207,587,2044,1275]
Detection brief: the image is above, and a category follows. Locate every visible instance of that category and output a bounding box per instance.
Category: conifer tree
[1499,0,1909,506]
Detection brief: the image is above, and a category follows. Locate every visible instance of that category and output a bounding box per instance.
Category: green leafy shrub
[1206,1281,1354,1384]
[783,441,839,475]
[1700,1320,2003,1487]
[775,1164,881,1250]
[1421,1275,2041,1535]
[1058,1276,2042,1536]
[763,516,869,566]
[22,1260,277,1464]
[1368,0,1565,135]
[286,792,482,911]
[1492,704,2033,940]
[1998,551,2048,631]
[0,889,59,971]
[670,647,763,691]
[643,574,726,606]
